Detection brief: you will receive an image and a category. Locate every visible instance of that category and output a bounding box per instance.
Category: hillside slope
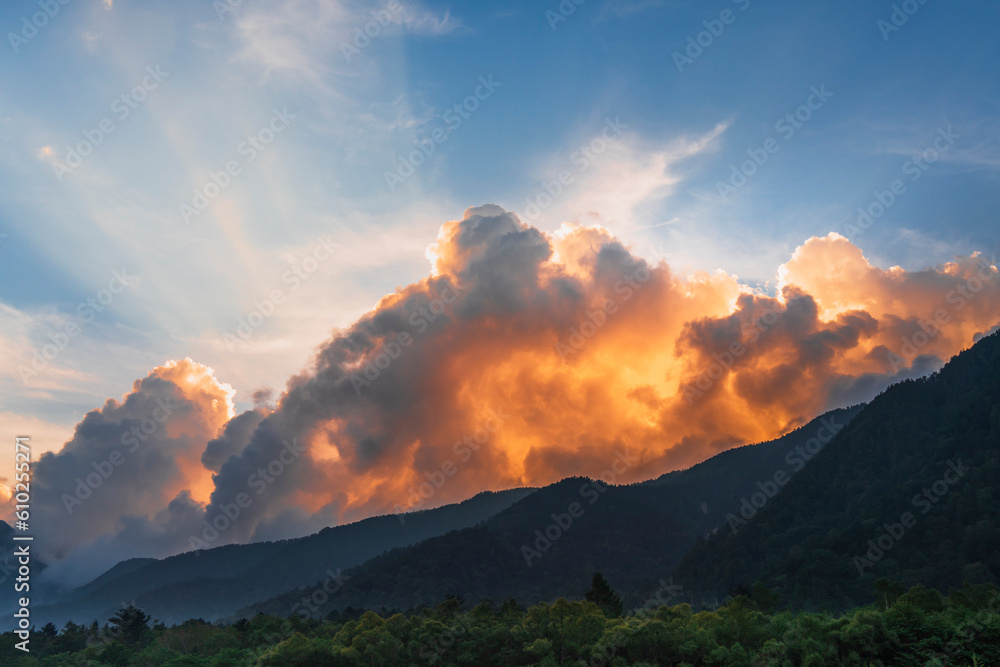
[674,330,1000,610]
[238,406,863,619]
[29,487,536,627]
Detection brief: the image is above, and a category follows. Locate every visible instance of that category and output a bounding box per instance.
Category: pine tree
[585,572,623,617]
[108,604,151,646]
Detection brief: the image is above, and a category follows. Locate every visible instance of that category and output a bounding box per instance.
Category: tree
[258,632,347,666]
[728,583,752,599]
[585,572,624,617]
[53,620,88,654]
[874,578,904,611]
[109,604,152,646]
[750,581,782,613]
[233,618,250,635]
[98,640,135,666]
[435,595,463,620]
[33,622,58,656]
[499,597,523,618]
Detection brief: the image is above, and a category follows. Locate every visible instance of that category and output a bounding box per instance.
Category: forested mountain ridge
[235,407,864,620]
[674,330,1000,610]
[24,488,536,629]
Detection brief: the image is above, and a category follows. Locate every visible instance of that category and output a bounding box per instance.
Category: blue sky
[1,0,998,453]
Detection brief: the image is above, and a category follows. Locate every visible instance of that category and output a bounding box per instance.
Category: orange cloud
[23,206,1000,578]
[25,359,235,583]
[201,206,999,538]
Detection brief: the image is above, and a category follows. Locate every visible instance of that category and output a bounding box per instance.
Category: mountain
[235,405,864,619]
[0,520,48,601]
[26,487,535,628]
[673,330,1000,610]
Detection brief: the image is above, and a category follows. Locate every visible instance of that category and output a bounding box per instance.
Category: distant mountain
[25,487,535,628]
[0,520,48,602]
[236,406,863,619]
[674,330,1000,610]
[0,520,16,589]
[66,557,158,602]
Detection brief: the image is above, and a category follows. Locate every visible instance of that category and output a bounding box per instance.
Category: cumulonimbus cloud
[13,205,1000,584]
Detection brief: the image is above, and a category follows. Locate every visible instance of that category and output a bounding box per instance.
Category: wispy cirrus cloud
[514,120,729,247]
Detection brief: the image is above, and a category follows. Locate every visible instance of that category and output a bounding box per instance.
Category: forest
[2,576,998,666]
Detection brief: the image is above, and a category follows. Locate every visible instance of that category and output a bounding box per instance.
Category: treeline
[2,578,998,666]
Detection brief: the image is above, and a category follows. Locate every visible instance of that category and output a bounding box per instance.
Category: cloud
[522,121,729,232]
[595,0,670,22]
[233,0,353,88]
[177,206,1000,540]
[400,5,463,36]
[24,359,235,584]
[17,207,1000,584]
[231,0,460,89]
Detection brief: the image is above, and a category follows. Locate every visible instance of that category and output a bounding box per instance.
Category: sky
[1,0,999,582]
